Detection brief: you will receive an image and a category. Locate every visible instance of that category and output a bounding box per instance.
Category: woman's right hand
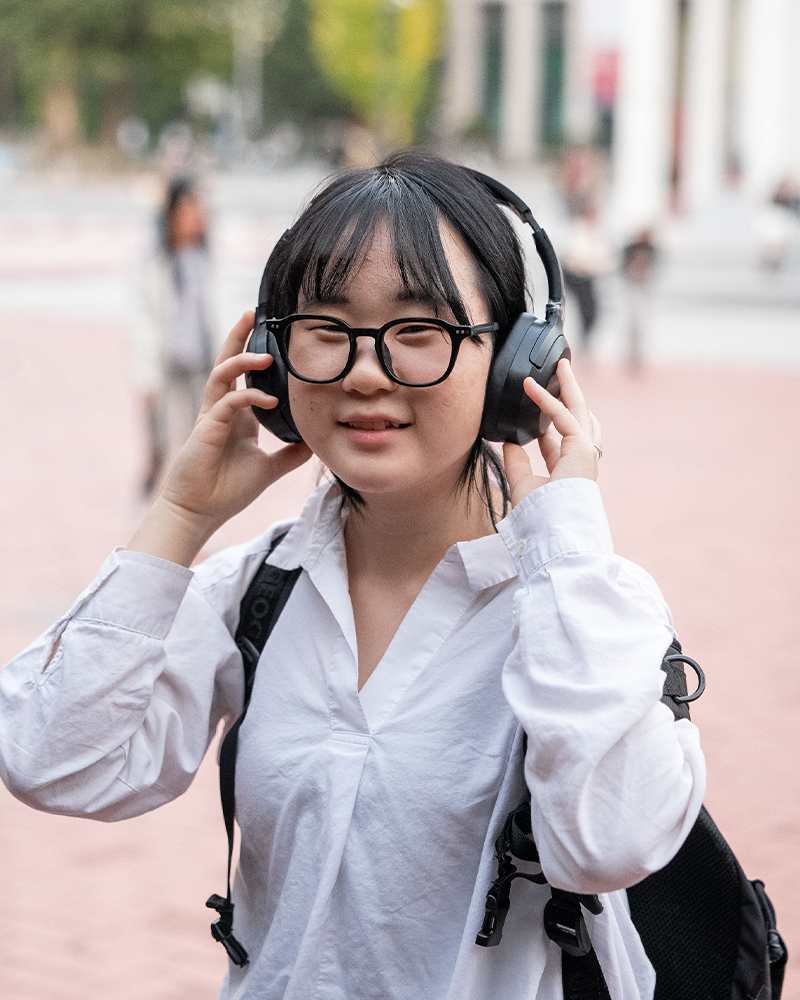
[128,311,312,566]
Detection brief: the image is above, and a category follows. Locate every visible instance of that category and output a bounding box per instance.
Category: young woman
[0,154,704,1000]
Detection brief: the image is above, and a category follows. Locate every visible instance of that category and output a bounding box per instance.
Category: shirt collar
[455,532,516,591]
[267,481,517,594]
[266,482,348,573]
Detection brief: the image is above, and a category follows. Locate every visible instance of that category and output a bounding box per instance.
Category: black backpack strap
[562,951,612,1000]
[206,532,301,966]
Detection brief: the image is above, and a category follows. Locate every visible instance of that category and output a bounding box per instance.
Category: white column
[784,0,800,179]
[500,0,540,160]
[564,0,598,144]
[232,0,267,140]
[681,0,729,212]
[611,0,678,235]
[738,0,791,199]
[441,0,484,137]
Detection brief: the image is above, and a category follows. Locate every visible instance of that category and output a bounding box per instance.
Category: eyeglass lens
[285,318,456,385]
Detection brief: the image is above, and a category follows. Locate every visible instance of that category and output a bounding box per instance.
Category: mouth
[340,419,410,431]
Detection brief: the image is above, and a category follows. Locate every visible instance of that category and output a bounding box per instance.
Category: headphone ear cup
[481,313,571,445]
[245,317,303,443]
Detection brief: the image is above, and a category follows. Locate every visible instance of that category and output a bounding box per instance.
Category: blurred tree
[308,0,444,147]
[0,0,445,152]
[0,0,232,146]
[0,40,21,127]
[261,0,350,130]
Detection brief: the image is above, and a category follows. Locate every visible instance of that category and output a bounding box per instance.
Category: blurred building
[441,0,800,233]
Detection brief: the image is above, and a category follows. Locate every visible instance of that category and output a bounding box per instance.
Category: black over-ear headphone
[246,169,569,446]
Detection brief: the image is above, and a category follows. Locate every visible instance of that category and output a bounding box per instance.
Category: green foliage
[308,0,445,146]
[0,0,233,138]
[262,0,350,127]
[0,40,22,126]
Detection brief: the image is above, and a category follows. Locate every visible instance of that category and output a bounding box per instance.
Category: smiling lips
[341,418,409,431]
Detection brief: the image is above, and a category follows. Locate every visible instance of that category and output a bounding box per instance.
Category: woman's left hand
[503,358,602,508]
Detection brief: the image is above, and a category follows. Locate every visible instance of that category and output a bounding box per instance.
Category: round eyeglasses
[265,314,499,388]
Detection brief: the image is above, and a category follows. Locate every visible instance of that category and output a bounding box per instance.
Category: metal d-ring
[664,654,706,703]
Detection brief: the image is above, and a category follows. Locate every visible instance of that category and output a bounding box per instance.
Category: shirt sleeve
[497,478,706,895]
[0,548,244,821]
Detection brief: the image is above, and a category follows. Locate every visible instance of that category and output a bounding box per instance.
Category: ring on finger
[593,443,603,460]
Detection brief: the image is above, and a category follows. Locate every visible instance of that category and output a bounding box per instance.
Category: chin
[330,460,468,506]
[315,451,408,500]
[331,471,403,499]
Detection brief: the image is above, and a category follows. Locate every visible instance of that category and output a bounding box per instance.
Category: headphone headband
[465,168,564,316]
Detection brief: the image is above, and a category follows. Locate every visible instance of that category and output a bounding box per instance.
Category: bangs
[262,168,471,324]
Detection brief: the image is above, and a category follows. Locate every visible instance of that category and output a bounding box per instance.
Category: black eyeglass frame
[264,314,500,388]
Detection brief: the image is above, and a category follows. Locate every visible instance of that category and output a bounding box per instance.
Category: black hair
[159,176,206,255]
[260,151,528,522]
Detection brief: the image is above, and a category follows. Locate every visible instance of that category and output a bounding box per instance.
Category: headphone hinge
[545,301,563,322]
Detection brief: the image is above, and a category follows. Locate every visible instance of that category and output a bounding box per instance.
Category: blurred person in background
[558,147,603,217]
[561,201,616,358]
[621,229,658,374]
[756,177,800,271]
[133,177,218,497]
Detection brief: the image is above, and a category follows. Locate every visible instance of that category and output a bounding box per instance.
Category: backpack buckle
[543,890,594,957]
[206,893,249,967]
[475,879,512,946]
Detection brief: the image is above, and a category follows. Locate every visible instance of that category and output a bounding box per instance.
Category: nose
[341,335,395,394]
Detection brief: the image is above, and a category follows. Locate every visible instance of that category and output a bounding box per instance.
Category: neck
[343,478,497,585]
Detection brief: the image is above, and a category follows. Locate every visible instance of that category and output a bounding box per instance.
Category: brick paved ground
[0,172,798,998]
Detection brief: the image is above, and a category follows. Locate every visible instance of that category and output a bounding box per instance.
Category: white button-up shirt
[0,479,705,1000]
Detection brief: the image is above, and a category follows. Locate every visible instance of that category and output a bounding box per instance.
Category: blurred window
[541,1,567,147]
[482,3,505,140]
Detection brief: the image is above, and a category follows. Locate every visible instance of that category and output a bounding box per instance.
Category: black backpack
[207,547,788,1000]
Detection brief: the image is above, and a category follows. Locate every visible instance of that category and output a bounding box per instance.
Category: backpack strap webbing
[206,532,301,967]
[562,951,612,1000]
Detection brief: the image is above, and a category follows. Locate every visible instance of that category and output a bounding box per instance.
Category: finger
[502,441,533,489]
[503,442,549,507]
[212,311,257,368]
[202,388,278,434]
[523,376,584,439]
[553,358,592,430]
[502,442,539,503]
[538,422,561,472]
[202,351,274,412]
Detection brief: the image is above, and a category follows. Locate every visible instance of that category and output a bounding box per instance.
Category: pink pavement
[0,313,797,997]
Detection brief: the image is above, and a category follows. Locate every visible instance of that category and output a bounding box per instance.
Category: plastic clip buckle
[475,880,512,947]
[206,893,250,967]
[543,892,594,958]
